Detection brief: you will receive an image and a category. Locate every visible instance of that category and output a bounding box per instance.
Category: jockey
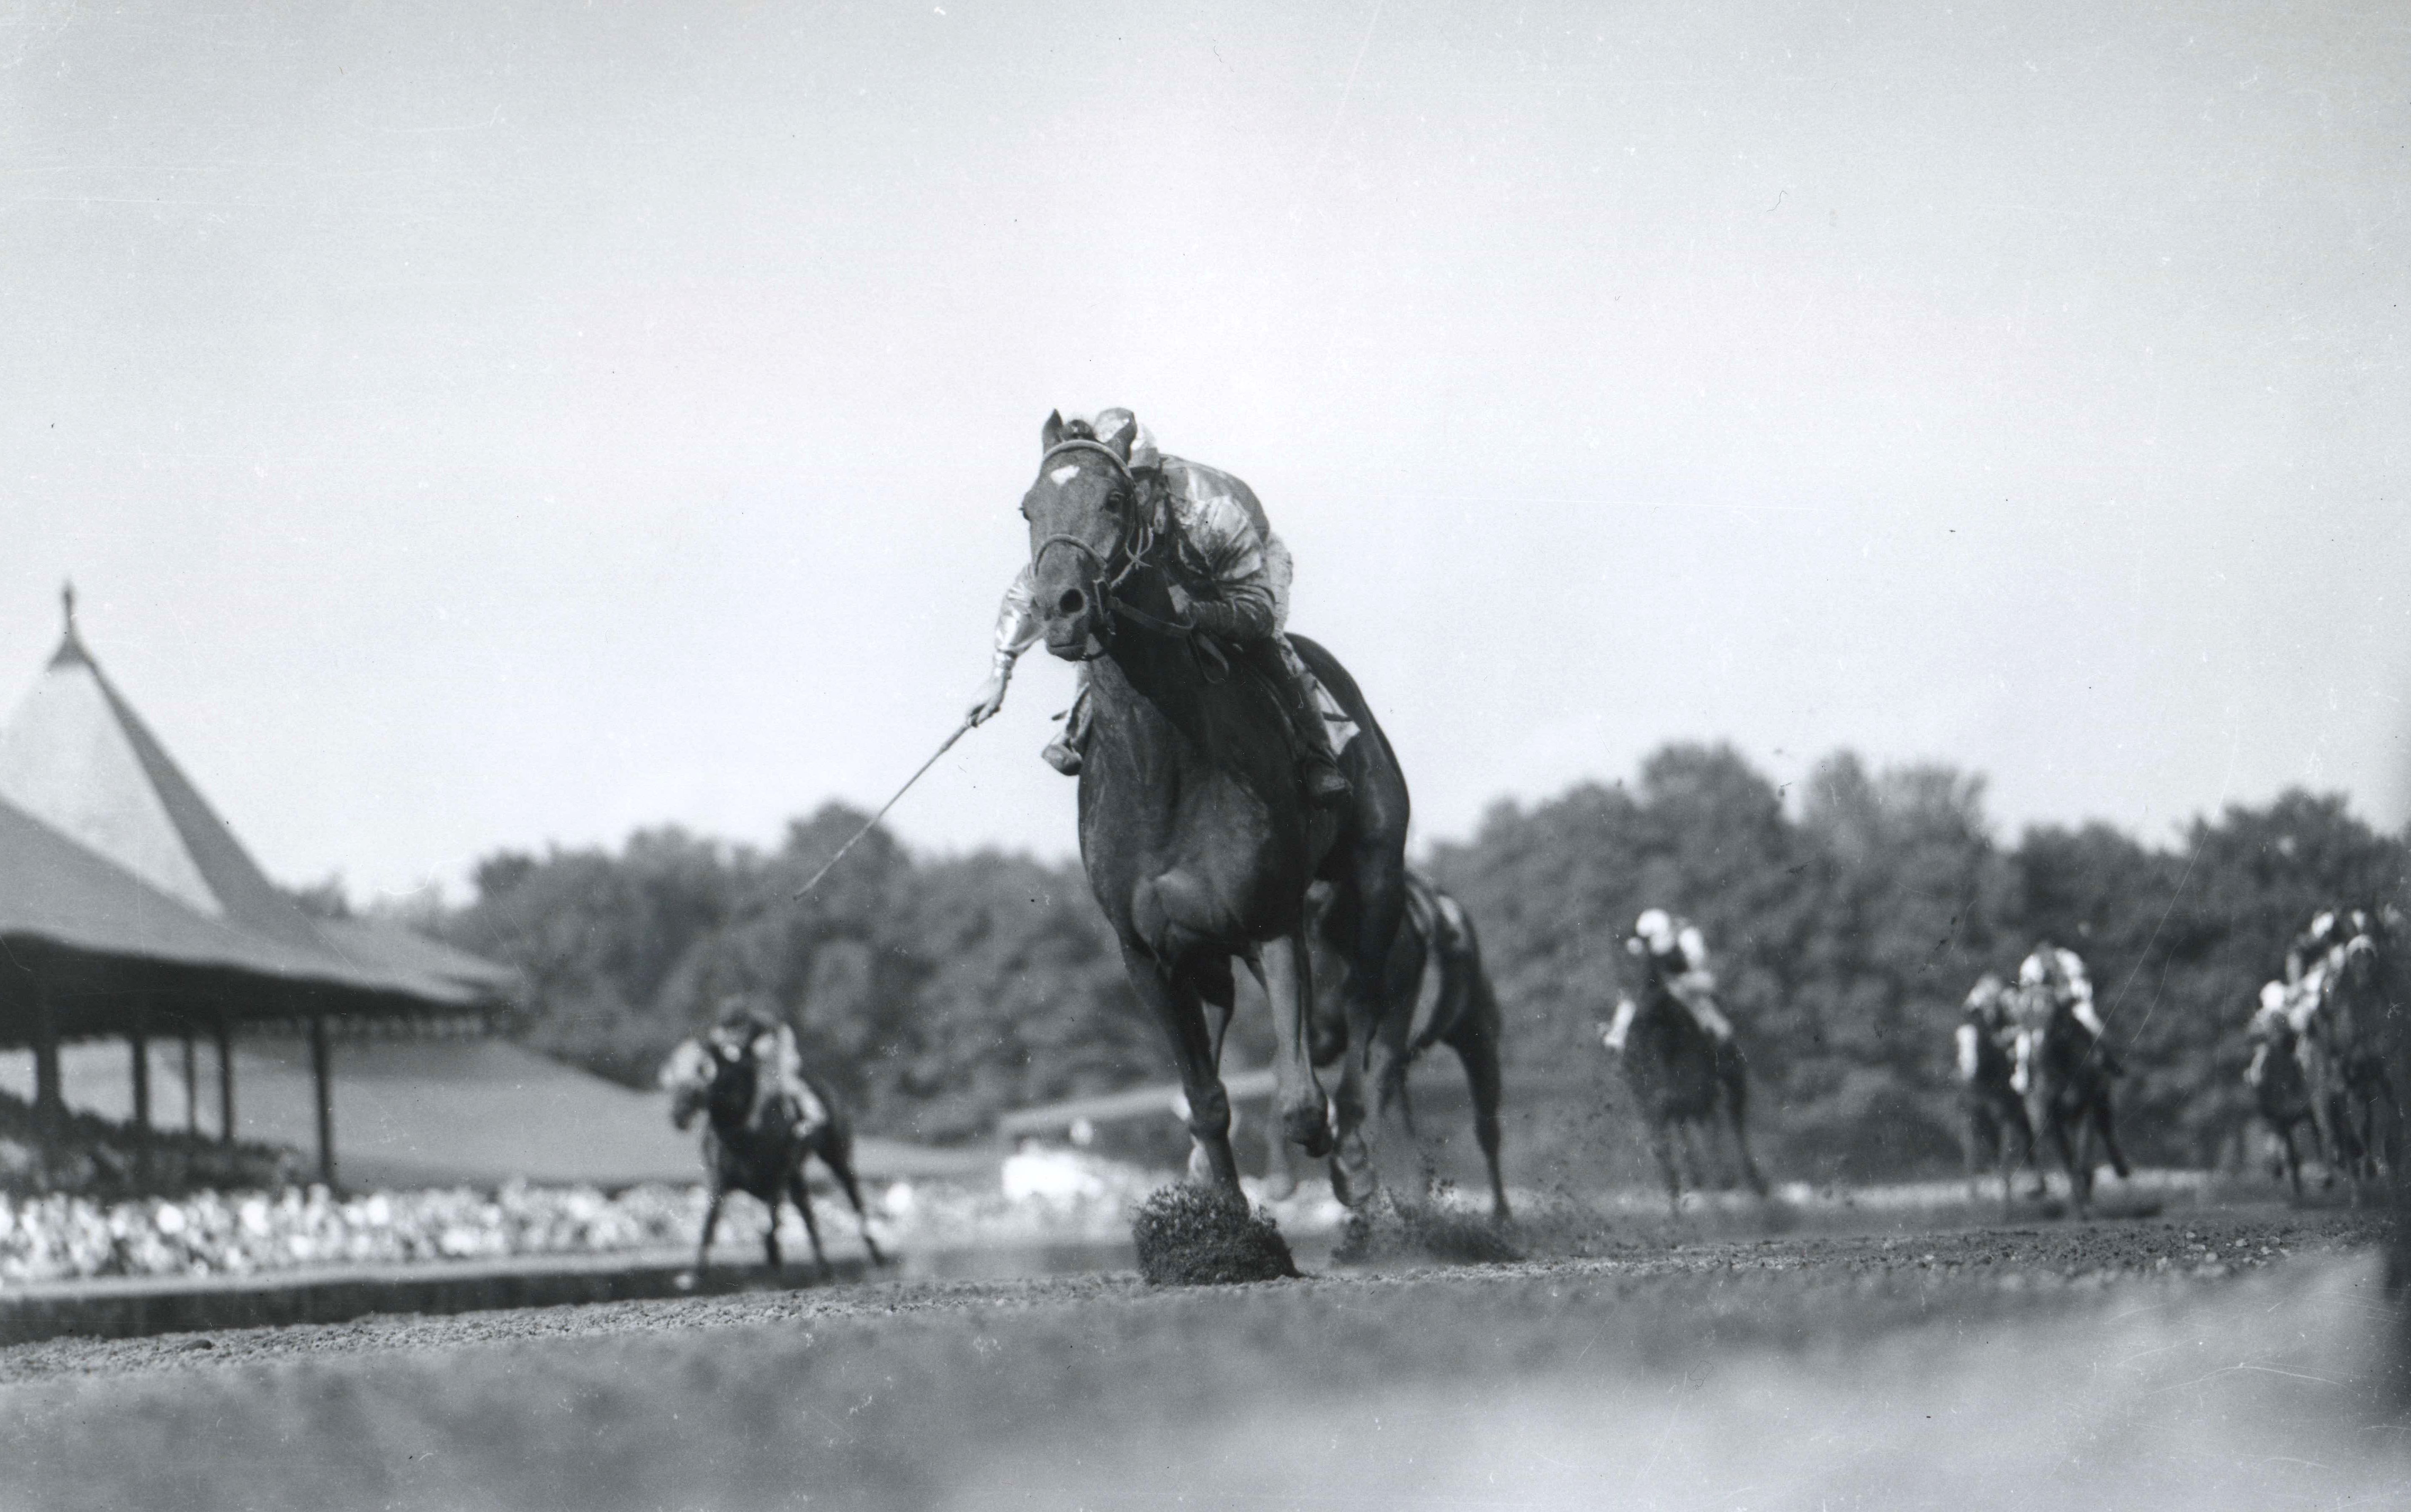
[964,408,1350,806]
[2286,909,2352,986]
[2016,940,2124,1076]
[712,1004,829,1139]
[1956,973,2013,1084]
[2244,980,2292,1089]
[1602,908,1733,1052]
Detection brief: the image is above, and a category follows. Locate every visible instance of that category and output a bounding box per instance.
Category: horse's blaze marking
[1049,464,1082,485]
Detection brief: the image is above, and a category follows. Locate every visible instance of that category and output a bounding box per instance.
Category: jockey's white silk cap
[1081,408,1159,471]
[2018,953,2048,986]
[1634,907,1672,942]
[2260,981,2289,1012]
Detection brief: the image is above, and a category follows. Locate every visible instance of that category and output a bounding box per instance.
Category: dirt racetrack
[2,1198,2405,1511]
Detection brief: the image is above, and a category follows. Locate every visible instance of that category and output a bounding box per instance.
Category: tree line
[425,745,2408,1178]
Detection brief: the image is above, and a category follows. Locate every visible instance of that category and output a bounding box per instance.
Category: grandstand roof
[0,588,511,1035]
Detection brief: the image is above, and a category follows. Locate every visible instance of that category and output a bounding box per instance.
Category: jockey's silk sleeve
[992,564,1041,673]
[1165,474,1280,642]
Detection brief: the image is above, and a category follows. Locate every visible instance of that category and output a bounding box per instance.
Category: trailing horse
[1607,972,1769,1211]
[1954,1009,2042,1211]
[2245,1006,2323,1200]
[2016,990,2131,1215]
[659,1030,886,1280]
[2307,937,2401,1184]
[1275,869,1511,1219]
[1017,412,1412,1200]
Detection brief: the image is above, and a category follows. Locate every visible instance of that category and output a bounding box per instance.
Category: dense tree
[425,753,2406,1176]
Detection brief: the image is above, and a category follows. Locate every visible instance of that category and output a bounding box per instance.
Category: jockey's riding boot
[1265,641,1350,807]
[1040,683,1093,776]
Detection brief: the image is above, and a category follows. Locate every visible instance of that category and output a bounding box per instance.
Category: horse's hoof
[1286,1105,1334,1160]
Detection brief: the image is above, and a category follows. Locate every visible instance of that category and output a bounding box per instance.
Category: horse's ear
[1041,410,1067,452]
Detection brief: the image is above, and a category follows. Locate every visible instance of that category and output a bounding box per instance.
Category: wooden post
[128,1011,151,1186]
[309,1013,336,1189]
[215,1014,236,1146]
[182,1030,198,1135]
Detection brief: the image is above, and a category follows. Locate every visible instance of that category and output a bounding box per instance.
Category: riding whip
[791,712,977,901]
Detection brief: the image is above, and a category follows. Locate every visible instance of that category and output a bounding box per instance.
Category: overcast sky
[3,0,2405,901]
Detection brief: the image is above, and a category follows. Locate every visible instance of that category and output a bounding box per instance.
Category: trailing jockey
[2012,939,2123,1082]
[964,408,1350,807]
[1956,973,2017,1084]
[2244,979,2297,1090]
[1603,908,1735,1052]
[712,1003,831,1141]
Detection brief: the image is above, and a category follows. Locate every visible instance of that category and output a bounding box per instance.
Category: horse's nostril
[1058,589,1085,615]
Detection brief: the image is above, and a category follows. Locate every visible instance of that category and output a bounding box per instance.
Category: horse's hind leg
[2092,1097,2132,1181]
[788,1173,832,1279]
[1257,931,1333,1164]
[762,1191,785,1271]
[1449,1027,1510,1222]
[693,1186,725,1281]
[1720,1061,1771,1198]
[822,1147,888,1265]
[2278,1122,2304,1200]
[1648,1122,1683,1214]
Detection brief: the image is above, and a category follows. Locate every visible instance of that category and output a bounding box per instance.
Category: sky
[2,0,2406,902]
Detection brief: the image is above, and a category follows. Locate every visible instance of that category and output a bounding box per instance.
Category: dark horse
[2246,1002,2323,1199]
[1018,412,1412,1197]
[1608,968,1769,1211]
[2307,937,2401,1184]
[1954,993,2043,1210]
[660,1032,887,1279]
[2016,990,2132,1214]
[1275,869,1511,1218]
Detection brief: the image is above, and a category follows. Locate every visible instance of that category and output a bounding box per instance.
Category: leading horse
[1017,412,1412,1198]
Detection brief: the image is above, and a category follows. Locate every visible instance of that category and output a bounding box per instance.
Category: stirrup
[1042,736,1083,776]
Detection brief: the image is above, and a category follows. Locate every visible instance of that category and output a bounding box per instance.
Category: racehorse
[1018,412,1412,1198]
[2305,936,2400,1183]
[2016,989,2132,1215]
[660,1032,886,1280]
[2245,1005,2323,1199]
[1273,869,1511,1218]
[1954,1008,2042,1210]
[1608,970,1769,1211]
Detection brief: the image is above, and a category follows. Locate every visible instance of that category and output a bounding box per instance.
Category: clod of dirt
[1130,1184,1300,1285]
[1332,1204,1525,1267]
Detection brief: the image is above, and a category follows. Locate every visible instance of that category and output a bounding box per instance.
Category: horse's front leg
[1122,939,1241,1188]
[1259,930,1333,1161]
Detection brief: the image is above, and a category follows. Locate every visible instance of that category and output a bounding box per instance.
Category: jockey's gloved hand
[966,671,1008,726]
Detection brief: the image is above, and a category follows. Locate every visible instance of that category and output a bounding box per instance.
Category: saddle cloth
[1309,668,1361,756]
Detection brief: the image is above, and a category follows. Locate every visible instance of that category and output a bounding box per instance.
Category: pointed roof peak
[48,580,92,670]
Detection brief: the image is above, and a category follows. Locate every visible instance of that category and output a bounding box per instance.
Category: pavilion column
[182,1030,198,1136]
[31,984,62,1162]
[127,1008,152,1185]
[309,1013,336,1189]
[214,1013,236,1147]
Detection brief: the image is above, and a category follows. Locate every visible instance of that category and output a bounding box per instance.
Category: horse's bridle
[1027,439,1187,642]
